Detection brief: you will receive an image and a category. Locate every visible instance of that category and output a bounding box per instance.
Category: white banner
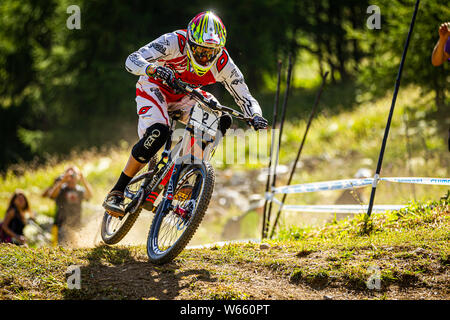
[379,177,450,185]
[272,178,374,194]
[282,204,406,214]
[271,177,450,195]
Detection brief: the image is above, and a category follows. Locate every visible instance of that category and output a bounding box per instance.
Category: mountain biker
[102,11,268,217]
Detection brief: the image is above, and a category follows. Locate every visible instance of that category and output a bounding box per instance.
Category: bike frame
[125,79,252,219]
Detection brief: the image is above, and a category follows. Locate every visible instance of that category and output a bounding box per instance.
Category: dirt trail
[66,244,448,300]
[76,254,324,300]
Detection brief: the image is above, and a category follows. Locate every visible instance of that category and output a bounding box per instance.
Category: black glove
[251,115,268,130]
[155,66,177,88]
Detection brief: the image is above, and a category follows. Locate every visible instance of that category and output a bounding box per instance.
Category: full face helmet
[186,11,227,76]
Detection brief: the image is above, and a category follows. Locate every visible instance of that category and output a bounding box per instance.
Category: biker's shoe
[103,191,125,217]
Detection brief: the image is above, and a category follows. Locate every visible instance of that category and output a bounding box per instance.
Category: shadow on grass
[62,245,216,300]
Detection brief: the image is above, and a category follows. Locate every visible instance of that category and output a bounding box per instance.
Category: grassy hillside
[0,195,447,300]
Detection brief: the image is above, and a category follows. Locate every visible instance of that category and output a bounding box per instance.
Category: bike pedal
[106,209,125,219]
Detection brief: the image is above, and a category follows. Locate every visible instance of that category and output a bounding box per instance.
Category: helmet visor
[189,40,220,66]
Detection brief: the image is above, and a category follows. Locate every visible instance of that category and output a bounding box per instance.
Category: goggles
[188,40,220,66]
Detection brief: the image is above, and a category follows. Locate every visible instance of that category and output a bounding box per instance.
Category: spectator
[0,190,33,245]
[47,166,93,246]
[431,22,449,66]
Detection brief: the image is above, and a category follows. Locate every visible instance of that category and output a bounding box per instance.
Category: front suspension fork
[154,162,183,217]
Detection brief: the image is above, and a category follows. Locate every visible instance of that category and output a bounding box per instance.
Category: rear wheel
[147,162,215,264]
[101,156,157,245]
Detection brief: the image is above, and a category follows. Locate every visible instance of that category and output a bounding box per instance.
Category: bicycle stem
[174,78,251,122]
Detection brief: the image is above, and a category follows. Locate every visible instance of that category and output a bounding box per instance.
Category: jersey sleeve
[125,32,179,76]
[216,51,263,118]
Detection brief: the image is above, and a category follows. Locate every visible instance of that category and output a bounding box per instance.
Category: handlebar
[171,77,253,124]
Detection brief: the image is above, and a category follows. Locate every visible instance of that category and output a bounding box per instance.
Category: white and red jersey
[125,29,262,118]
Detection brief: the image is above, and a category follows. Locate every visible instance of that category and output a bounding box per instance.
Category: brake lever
[246,119,255,129]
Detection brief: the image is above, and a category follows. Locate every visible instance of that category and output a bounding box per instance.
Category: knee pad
[132,123,170,163]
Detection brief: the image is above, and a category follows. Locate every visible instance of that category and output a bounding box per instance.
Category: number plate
[189,104,218,136]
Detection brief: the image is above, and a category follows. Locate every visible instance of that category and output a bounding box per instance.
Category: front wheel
[147,162,215,264]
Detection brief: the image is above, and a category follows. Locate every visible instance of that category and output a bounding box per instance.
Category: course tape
[380,177,450,185]
[272,178,374,194]
[271,177,450,194]
[281,204,406,214]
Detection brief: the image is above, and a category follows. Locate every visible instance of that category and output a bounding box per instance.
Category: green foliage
[293,0,370,82]
[357,0,449,114]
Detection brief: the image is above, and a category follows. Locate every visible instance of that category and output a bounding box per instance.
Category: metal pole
[269,71,329,238]
[261,60,283,239]
[264,54,294,238]
[366,0,420,217]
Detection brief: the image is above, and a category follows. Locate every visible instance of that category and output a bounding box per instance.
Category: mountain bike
[100,77,253,264]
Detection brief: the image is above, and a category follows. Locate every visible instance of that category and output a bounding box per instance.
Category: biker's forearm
[223,82,262,117]
[236,95,263,118]
[125,52,152,76]
[246,100,263,117]
[237,98,262,118]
